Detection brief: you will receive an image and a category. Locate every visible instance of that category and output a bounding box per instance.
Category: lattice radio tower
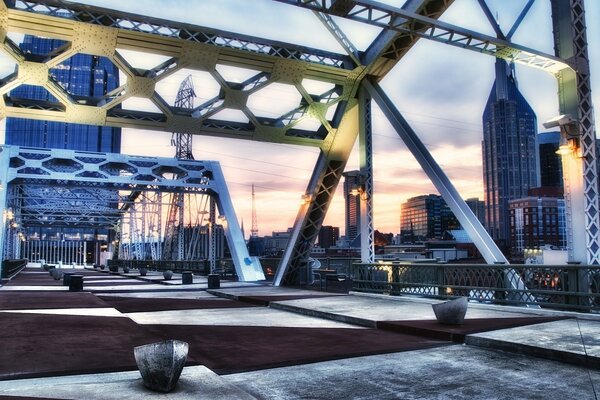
[163,75,196,260]
[251,184,258,238]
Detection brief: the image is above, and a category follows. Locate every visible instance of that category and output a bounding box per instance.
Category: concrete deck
[1,267,599,399]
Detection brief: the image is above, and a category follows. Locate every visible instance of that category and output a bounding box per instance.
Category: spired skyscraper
[5,35,121,152]
[482,59,538,250]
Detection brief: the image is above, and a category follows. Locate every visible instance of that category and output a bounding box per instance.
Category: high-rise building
[400,194,459,243]
[343,170,362,241]
[482,59,538,249]
[318,225,340,249]
[5,36,121,152]
[538,131,563,188]
[509,190,566,256]
[6,35,121,264]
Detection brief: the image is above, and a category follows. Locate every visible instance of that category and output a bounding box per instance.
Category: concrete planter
[432,297,468,325]
[134,340,189,393]
[123,266,130,274]
[51,268,63,280]
[163,270,173,280]
[139,267,148,276]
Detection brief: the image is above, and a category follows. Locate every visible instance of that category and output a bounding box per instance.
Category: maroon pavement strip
[377,316,569,343]
[98,296,261,313]
[143,324,449,374]
[0,312,165,380]
[236,294,344,306]
[0,292,108,310]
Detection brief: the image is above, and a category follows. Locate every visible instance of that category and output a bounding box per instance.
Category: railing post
[436,264,446,298]
[494,262,507,303]
[566,261,581,309]
[390,263,400,296]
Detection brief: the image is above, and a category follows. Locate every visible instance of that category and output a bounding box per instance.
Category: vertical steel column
[208,198,216,274]
[551,0,599,264]
[274,100,359,286]
[358,86,375,263]
[177,196,185,261]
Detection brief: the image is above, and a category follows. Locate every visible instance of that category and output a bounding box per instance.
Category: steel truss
[0,145,265,280]
[0,0,595,285]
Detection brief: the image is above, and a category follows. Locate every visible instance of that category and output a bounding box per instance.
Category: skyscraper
[400,194,459,243]
[5,35,121,264]
[5,36,121,152]
[482,59,538,250]
[343,170,361,241]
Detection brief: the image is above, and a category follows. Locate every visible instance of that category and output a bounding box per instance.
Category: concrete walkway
[1,268,599,399]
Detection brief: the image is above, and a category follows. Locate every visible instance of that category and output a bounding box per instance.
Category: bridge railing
[352,262,600,313]
[107,259,210,274]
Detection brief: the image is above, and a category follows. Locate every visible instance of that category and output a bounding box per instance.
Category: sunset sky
[1,0,599,238]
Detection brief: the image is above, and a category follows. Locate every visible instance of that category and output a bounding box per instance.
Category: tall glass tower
[482,59,538,250]
[5,35,121,152]
[343,170,361,241]
[4,35,121,264]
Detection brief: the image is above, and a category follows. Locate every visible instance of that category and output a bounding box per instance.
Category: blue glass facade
[5,35,121,152]
[482,60,538,249]
[6,36,121,264]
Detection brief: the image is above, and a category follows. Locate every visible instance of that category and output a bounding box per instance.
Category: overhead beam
[363,0,455,78]
[5,0,353,71]
[273,0,572,74]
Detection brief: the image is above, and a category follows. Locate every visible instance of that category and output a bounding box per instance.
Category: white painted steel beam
[363,78,507,264]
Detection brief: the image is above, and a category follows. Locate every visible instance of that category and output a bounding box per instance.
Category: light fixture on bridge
[351,184,368,201]
[301,194,312,204]
[555,136,578,156]
[544,114,581,157]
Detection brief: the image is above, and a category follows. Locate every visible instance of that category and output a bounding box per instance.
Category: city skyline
[0,0,598,237]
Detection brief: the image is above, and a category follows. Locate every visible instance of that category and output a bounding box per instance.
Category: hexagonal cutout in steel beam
[152,165,187,180]
[6,32,73,64]
[247,82,302,118]
[47,53,120,105]
[99,161,137,176]
[155,69,221,108]
[215,64,263,85]
[116,48,174,73]
[42,158,83,173]
[300,79,335,97]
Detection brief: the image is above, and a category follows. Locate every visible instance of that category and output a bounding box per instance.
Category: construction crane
[163,75,196,260]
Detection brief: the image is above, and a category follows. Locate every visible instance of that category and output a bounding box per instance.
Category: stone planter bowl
[163,270,173,280]
[139,267,148,276]
[134,340,189,393]
[432,297,468,325]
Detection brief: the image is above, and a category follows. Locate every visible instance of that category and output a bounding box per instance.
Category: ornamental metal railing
[352,262,600,313]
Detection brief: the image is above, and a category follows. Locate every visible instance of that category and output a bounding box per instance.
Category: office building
[465,197,485,224]
[400,194,459,243]
[6,35,121,264]
[538,131,562,188]
[6,36,121,152]
[482,59,538,249]
[318,225,340,249]
[509,189,566,256]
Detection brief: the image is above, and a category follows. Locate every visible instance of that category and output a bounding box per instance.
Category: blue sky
[2,0,599,236]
